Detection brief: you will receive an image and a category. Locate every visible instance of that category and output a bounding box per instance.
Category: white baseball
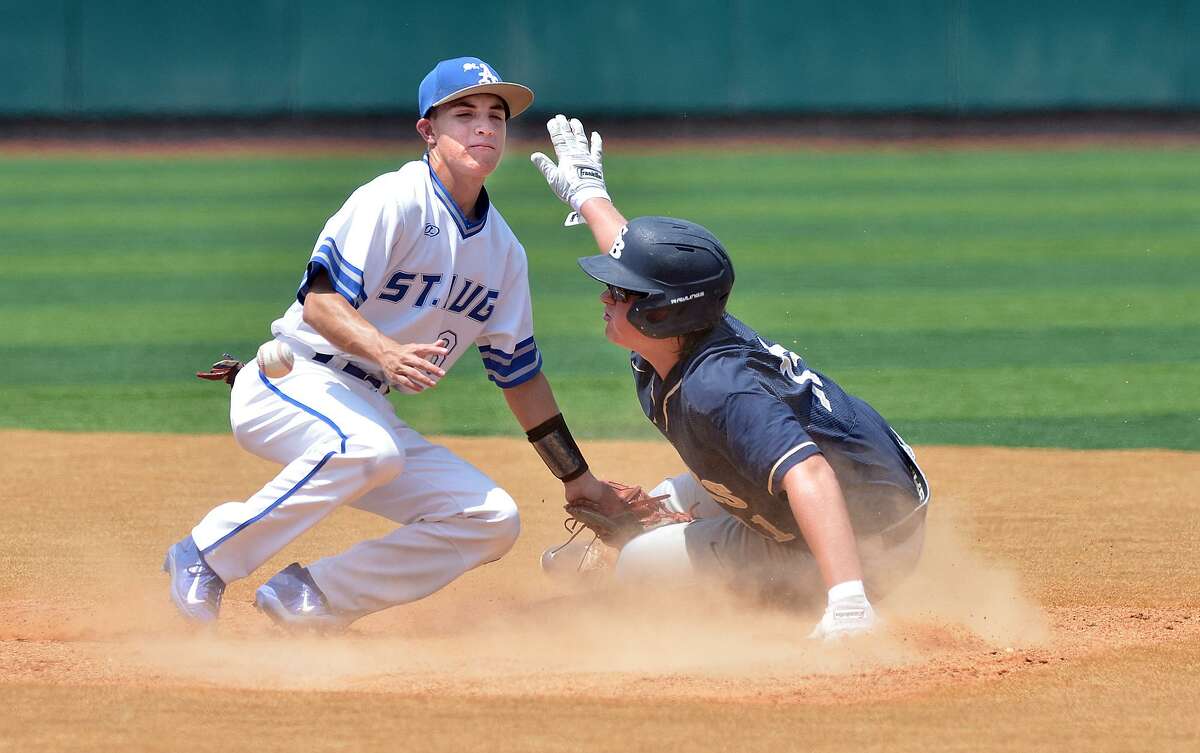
[256,340,294,379]
[539,538,608,580]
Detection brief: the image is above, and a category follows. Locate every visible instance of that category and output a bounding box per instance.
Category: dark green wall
[2,0,1197,117]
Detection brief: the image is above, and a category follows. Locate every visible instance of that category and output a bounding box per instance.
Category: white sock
[827,579,866,604]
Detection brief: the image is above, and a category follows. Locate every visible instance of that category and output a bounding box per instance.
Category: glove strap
[526,413,589,482]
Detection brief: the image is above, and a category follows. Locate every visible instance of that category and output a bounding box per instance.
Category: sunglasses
[605,284,644,303]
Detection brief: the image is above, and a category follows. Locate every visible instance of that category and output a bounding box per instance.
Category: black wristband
[526,413,589,482]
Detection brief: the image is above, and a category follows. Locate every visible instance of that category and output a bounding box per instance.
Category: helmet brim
[577,254,661,294]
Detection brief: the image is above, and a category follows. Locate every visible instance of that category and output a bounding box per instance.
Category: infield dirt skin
[0,430,1197,752]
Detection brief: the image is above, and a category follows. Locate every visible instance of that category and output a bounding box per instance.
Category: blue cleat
[162,535,225,623]
[254,563,353,632]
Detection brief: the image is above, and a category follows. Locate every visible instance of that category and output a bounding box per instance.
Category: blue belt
[313,353,386,391]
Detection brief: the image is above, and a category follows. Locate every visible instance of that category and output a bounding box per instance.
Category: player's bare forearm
[781,456,864,590]
[302,277,388,362]
[578,198,628,252]
[501,371,561,430]
[302,270,447,391]
[505,372,605,499]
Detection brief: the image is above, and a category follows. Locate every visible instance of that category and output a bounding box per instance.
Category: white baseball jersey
[271,156,542,390]
[192,156,535,614]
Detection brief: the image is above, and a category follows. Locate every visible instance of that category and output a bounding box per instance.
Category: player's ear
[416,117,437,147]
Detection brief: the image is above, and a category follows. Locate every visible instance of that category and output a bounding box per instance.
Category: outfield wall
[2,0,1198,117]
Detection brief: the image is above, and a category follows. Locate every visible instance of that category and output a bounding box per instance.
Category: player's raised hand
[530,114,609,224]
[377,339,449,393]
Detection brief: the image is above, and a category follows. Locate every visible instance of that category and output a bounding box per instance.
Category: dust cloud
[8,501,1049,700]
[885,500,1049,646]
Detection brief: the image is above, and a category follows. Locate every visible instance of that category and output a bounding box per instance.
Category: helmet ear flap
[627,291,726,339]
[644,309,670,325]
[624,302,663,338]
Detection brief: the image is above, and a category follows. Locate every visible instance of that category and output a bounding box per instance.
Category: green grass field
[2,144,1197,448]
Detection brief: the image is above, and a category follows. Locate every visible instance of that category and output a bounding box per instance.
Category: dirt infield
[1,430,1197,752]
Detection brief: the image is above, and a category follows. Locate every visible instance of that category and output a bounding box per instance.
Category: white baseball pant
[190,356,520,616]
[616,473,925,603]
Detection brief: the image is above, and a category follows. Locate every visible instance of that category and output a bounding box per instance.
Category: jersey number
[749,514,796,544]
[700,479,797,544]
[429,330,458,367]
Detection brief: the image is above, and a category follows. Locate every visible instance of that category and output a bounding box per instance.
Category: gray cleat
[254,563,353,632]
[162,535,225,623]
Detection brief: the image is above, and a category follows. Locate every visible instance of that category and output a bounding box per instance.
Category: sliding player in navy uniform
[531,116,929,639]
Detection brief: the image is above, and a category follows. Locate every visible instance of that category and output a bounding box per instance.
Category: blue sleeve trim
[313,254,367,306]
[296,236,367,306]
[322,237,364,276]
[487,351,543,389]
[477,333,535,359]
[480,345,538,372]
[479,337,538,375]
[314,239,366,296]
[479,337,540,386]
[483,352,539,380]
[297,258,367,309]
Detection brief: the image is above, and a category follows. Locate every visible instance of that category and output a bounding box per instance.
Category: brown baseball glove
[564,481,693,549]
[196,353,243,387]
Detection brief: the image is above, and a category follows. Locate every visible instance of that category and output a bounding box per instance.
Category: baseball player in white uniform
[163,57,610,630]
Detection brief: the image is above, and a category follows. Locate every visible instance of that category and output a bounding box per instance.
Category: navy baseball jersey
[633,314,929,548]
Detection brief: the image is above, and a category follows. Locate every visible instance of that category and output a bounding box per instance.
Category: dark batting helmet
[578,216,734,338]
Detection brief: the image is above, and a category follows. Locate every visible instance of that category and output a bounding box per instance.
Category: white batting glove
[808,594,877,641]
[530,114,609,226]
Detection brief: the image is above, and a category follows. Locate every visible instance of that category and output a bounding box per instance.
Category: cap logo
[608,224,629,259]
[463,62,499,85]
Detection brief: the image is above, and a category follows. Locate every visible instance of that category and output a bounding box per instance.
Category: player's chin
[603,319,626,347]
[464,147,502,173]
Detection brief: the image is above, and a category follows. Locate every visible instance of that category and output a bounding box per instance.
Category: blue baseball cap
[418,57,534,119]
